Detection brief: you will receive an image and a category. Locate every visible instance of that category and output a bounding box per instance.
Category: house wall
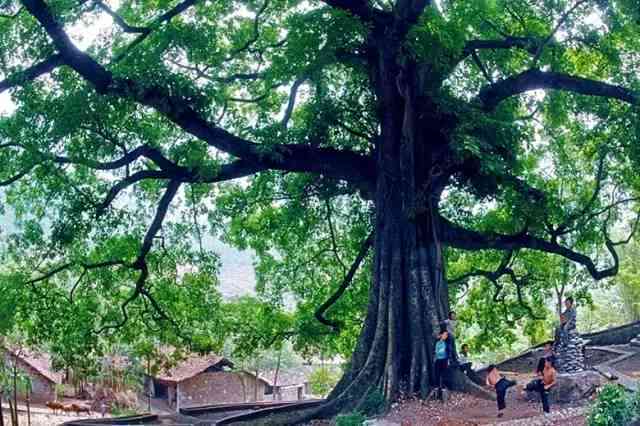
[2,356,56,403]
[177,371,267,408]
[274,385,304,401]
[26,369,56,403]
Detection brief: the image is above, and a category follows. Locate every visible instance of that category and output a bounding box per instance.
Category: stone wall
[582,320,640,346]
[177,371,267,408]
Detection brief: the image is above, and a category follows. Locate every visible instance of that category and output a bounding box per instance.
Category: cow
[71,403,92,416]
[45,401,65,415]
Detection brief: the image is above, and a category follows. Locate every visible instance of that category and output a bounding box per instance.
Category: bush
[335,411,366,426]
[587,384,633,426]
[359,388,386,416]
[110,405,138,417]
[629,389,640,420]
[309,367,339,397]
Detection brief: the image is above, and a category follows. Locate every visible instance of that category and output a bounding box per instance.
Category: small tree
[308,368,340,398]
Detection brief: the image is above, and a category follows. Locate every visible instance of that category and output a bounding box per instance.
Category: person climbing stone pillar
[554,297,585,373]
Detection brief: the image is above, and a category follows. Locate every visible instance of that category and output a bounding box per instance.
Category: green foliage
[110,406,139,417]
[358,388,386,417]
[335,411,366,426]
[54,384,65,401]
[587,384,633,426]
[629,389,640,421]
[308,367,340,397]
[612,239,640,322]
[1,0,640,398]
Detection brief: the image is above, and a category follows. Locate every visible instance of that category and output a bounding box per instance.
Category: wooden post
[25,394,30,426]
[175,383,180,413]
[12,358,18,426]
[0,390,5,426]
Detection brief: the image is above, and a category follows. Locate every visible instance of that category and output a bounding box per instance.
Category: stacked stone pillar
[555,331,586,373]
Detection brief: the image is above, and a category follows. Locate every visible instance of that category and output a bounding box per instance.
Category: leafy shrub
[359,388,386,416]
[587,384,633,426]
[335,411,366,426]
[54,384,66,401]
[629,389,640,420]
[110,405,138,417]
[309,367,339,397]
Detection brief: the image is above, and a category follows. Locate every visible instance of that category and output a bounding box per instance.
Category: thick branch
[53,144,178,171]
[530,0,589,66]
[93,0,149,34]
[315,232,374,332]
[281,77,305,128]
[0,165,37,186]
[395,0,430,27]
[449,251,544,320]
[478,69,639,111]
[98,170,170,214]
[134,180,181,266]
[98,160,265,215]
[111,0,200,62]
[95,264,148,334]
[21,0,375,187]
[321,0,374,20]
[439,216,619,280]
[0,54,64,93]
[463,37,541,57]
[229,0,269,57]
[26,259,125,286]
[449,250,513,285]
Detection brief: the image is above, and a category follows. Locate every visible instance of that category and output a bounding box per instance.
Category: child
[434,330,450,399]
[444,311,459,364]
[525,357,557,414]
[536,341,555,375]
[486,364,517,418]
[458,343,473,376]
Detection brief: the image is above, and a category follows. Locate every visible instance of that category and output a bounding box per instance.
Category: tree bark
[285,36,466,423]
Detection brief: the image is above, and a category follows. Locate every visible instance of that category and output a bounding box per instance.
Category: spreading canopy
[1,0,640,362]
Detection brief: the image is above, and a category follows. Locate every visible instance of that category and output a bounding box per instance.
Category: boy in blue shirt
[434,329,450,400]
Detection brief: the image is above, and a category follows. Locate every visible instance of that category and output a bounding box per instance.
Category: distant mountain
[209,239,257,299]
[0,208,257,299]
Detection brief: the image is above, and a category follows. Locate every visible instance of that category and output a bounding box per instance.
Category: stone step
[631,337,640,348]
[594,364,639,392]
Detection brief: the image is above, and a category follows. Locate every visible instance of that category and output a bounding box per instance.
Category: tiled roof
[153,354,234,383]
[6,348,63,385]
[260,365,340,387]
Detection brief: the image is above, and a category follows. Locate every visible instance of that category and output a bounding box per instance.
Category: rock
[524,370,604,403]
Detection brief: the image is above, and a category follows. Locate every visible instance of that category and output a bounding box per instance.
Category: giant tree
[2,0,640,420]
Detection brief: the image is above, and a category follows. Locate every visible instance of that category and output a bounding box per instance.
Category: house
[260,367,311,401]
[260,364,341,401]
[1,347,63,403]
[147,353,271,410]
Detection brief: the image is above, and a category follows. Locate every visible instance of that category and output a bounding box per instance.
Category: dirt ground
[613,353,640,379]
[2,410,109,426]
[1,401,113,426]
[382,392,587,426]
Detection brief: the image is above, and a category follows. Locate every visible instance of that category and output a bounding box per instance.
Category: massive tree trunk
[290,36,464,424]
